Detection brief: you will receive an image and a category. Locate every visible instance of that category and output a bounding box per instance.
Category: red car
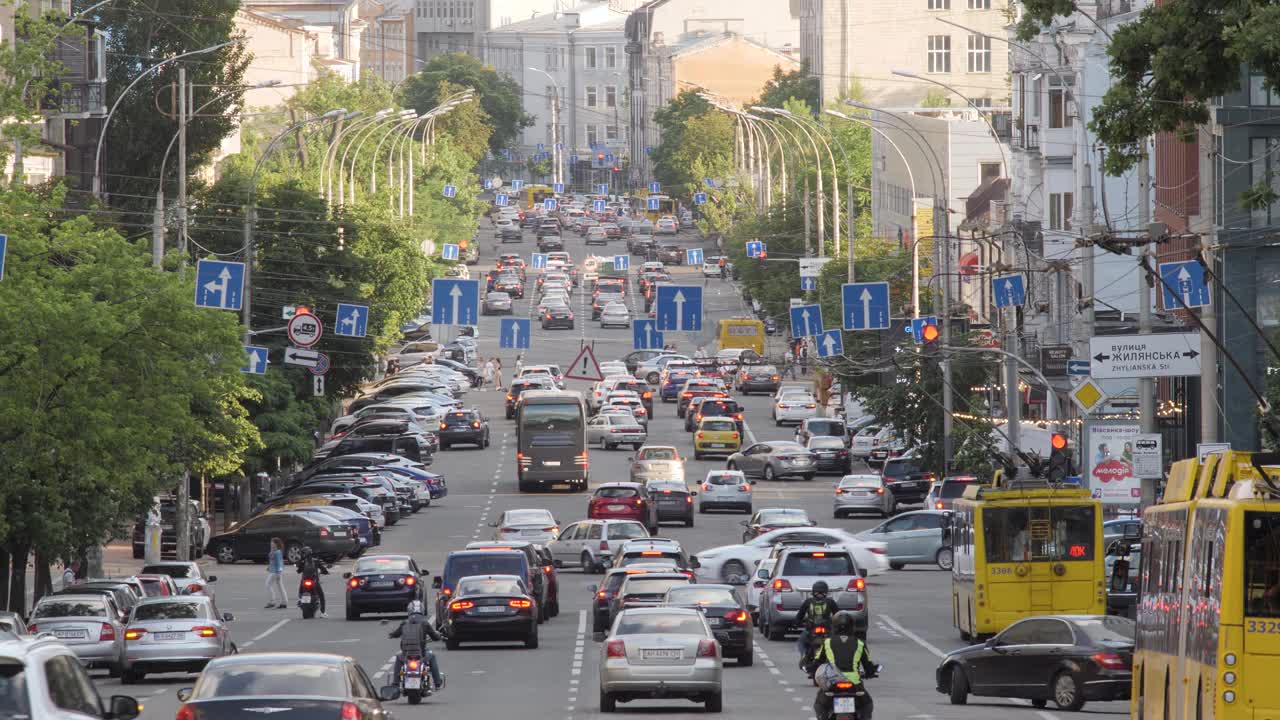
[587,482,658,534]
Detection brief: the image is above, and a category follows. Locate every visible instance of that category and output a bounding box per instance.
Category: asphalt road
[94,219,1126,720]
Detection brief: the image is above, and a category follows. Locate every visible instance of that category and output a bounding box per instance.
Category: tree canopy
[399,53,533,154]
[753,63,821,111]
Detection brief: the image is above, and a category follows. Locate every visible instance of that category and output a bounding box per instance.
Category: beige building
[244,0,367,81]
[236,9,316,108]
[360,0,416,82]
[412,0,563,63]
[799,0,1010,108]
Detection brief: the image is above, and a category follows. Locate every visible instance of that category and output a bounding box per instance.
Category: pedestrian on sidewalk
[266,537,288,609]
[494,358,505,390]
[784,348,797,379]
[515,352,525,378]
[799,344,810,376]
[60,560,79,590]
[482,357,496,389]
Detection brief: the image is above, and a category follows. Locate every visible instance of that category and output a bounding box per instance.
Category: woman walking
[494,358,505,390]
[266,537,288,609]
[482,357,496,389]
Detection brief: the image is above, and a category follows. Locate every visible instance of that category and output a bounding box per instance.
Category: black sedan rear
[648,481,695,527]
[541,306,575,329]
[342,554,426,620]
[438,409,490,449]
[442,575,539,649]
[937,614,1133,711]
[173,652,396,717]
[663,584,754,665]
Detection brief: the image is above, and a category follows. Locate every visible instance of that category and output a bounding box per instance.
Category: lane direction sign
[543,198,557,211]
[441,243,460,261]
[531,253,548,269]
[431,278,480,327]
[647,197,659,211]
[313,374,325,397]
[241,345,268,375]
[195,259,245,310]
[1088,333,1202,379]
[655,285,703,332]
[286,312,323,347]
[693,192,707,205]
[565,344,604,381]
[613,255,630,271]
[992,274,1026,308]
[1067,360,1091,376]
[648,181,661,194]
[283,346,321,368]
[500,318,531,349]
[746,241,765,258]
[633,319,664,350]
[789,303,823,338]
[841,281,891,331]
[909,316,939,344]
[511,179,523,191]
[597,184,609,194]
[801,276,817,291]
[495,193,509,206]
[816,329,843,358]
[1159,260,1211,309]
[554,182,564,194]
[335,303,369,338]
[442,184,457,198]
[593,199,607,212]
[686,248,704,266]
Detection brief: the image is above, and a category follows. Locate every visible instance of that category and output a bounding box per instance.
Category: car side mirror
[342,572,353,579]
[176,688,193,702]
[739,520,749,527]
[587,584,598,595]
[1111,559,1131,592]
[206,576,217,583]
[222,612,234,622]
[108,695,140,720]
[984,637,998,649]
[420,569,430,576]
[432,577,443,589]
[379,685,402,702]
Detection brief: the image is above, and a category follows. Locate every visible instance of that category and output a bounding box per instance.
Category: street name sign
[1089,333,1202,379]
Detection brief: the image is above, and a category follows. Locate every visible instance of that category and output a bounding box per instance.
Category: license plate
[300,594,312,603]
[154,631,186,641]
[53,629,86,639]
[706,618,723,627]
[709,443,727,448]
[834,697,858,713]
[404,677,422,690]
[641,648,682,660]
[370,581,395,589]
[543,460,561,467]
[474,606,506,614]
[608,504,625,511]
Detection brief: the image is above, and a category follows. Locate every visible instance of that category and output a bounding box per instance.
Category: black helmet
[301,546,313,558]
[832,611,856,636]
[811,581,829,598]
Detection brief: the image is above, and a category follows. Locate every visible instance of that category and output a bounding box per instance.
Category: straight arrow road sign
[335,303,369,338]
[992,273,1026,308]
[1158,260,1211,309]
[632,319,664,350]
[499,318,531,350]
[816,329,843,358]
[1088,333,1202,379]
[431,278,480,327]
[283,346,321,368]
[241,345,268,375]
[789,303,823,338]
[655,285,702,332]
[841,281,890,331]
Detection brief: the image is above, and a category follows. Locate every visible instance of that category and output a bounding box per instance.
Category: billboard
[1086,423,1142,505]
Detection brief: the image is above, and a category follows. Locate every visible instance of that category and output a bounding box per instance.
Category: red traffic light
[596,153,605,160]
[921,323,940,343]
[1051,433,1068,450]
[612,166,620,172]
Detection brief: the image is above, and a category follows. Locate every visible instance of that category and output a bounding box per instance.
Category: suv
[794,418,848,446]
[683,398,743,432]
[756,546,868,641]
[880,454,936,507]
[925,475,980,510]
[330,430,433,465]
[0,633,141,718]
[434,549,543,629]
[438,409,490,449]
[588,482,659,534]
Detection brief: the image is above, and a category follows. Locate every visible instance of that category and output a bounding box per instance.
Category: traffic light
[756,248,767,269]
[458,238,469,250]
[1047,432,1077,483]
[920,321,940,352]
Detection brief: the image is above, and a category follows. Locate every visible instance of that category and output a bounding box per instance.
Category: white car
[604,392,649,426]
[491,508,560,544]
[656,217,679,235]
[692,526,889,585]
[586,413,648,450]
[393,341,439,367]
[634,354,692,384]
[773,392,819,425]
[600,302,631,328]
[702,259,723,277]
[599,361,629,378]
[590,375,635,411]
[851,424,893,459]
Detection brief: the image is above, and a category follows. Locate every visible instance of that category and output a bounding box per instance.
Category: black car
[441,574,539,649]
[735,364,780,394]
[505,378,550,419]
[433,549,538,630]
[494,276,525,298]
[937,614,1134,711]
[645,481,696,526]
[657,244,683,265]
[206,510,356,564]
[763,317,779,335]
[806,436,852,474]
[541,305,575,329]
[663,584,754,665]
[463,541,555,619]
[880,455,935,506]
[174,653,398,715]
[438,409,490,449]
[342,554,427,619]
[538,234,564,252]
[330,429,434,465]
[536,220,560,238]
[683,398,743,432]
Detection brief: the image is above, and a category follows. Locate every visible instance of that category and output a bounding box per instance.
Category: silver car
[697,470,752,514]
[483,291,513,315]
[29,594,126,675]
[629,446,685,484]
[491,508,560,544]
[139,561,218,598]
[587,413,648,450]
[600,303,632,328]
[121,596,235,683]
[755,546,868,641]
[600,607,724,713]
[725,441,816,482]
[857,510,952,570]
[834,474,895,518]
[546,519,650,572]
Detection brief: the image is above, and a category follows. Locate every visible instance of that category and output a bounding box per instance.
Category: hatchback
[588,483,658,534]
[697,470,751,513]
[438,409,490,449]
[692,418,742,460]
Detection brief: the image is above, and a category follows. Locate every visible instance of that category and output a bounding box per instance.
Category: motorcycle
[399,653,434,705]
[799,623,830,679]
[298,576,320,619]
[815,664,880,720]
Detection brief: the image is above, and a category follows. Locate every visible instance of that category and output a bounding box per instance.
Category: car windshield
[458,577,524,596]
[702,420,736,432]
[194,662,348,698]
[141,564,192,578]
[355,557,412,574]
[666,587,737,606]
[840,476,881,488]
[781,553,854,576]
[616,614,707,636]
[1073,616,1135,646]
[447,555,523,580]
[639,448,676,460]
[596,487,639,499]
[505,510,554,526]
[0,662,31,719]
[809,437,845,449]
[759,510,809,525]
[134,602,205,621]
[34,600,106,618]
[808,421,846,435]
[940,480,978,498]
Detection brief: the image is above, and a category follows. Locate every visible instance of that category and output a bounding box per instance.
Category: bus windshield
[1244,511,1280,617]
[521,403,583,447]
[982,505,1096,563]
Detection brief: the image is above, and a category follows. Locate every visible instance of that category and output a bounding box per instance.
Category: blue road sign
[613,255,630,271]
[648,181,661,194]
[482,178,492,190]
[693,192,707,205]
[544,198,557,211]
[441,243,460,261]
[571,155,579,164]
[789,303,823,338]
[801,276,817,291]
[597,184,609,194]
[431,278,480,326]
[686,248,704,266]
[704,177,716,188]
[1067,360,1091,376]
[992,273,1026,308]
[195,259,245,311]
[0,234,7,281]
[442,184,457,199]
[531,253,547,270]
[495,193,509,206]
[745,240,765,258]
[500,318,532,350]
[633,319,664,350]
[335,303,369,338]
[1159,260,1211,309]
[553,182,564,194]
[537,143,544,151]
[655,285,703,332]
[241,345,268,375]
[841,281,891,331]
[605,153,614,163]
[909,316,939,343]
[593,199,606,212]
[647,197,660,211]
[816,329,844,358]
[511,179,523,191]
[645,146,653,155]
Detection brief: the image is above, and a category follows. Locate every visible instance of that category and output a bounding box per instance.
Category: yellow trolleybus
[524,184,556,209]
[950,479,1106,640]
[1125,450,1280,719]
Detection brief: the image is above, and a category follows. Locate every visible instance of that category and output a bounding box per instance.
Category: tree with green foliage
[400,52,533,154]
[753,62,820,111]
[650,90,715,190]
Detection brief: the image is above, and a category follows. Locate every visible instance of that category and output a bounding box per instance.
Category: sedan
[657,244,684,264]
[482,291,514,315]
[174,652,397,715]
[735,365,780,395]
[542,305,575,329]
[586,227,609,245]
[443,574,539,649]
[662,584,754,666]
[698,470,751,513]
[29,594,126,676]
[806,436,852,474]
[121,596,234,683]
[599,607,723,713]
[655,218,679,235]
[858,510,951,570]
[342,554,427,619]
[740,508,815,541]
[491,508,560,544]
[206,511,355,565]
[140,562,217,597]
[600,303,631,328]
[773,393,819,425]
[587,413,648,450]
[834,474,895,518]
[499,224,524,242]
[645,480,695,527]
[726,441,817,482]
[494,276,525,298]
[937,615,1134,711]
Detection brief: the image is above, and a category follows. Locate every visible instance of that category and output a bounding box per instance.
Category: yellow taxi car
[693,416,742,460]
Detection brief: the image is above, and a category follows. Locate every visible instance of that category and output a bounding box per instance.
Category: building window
[586,86,598,108]
[927,35,951,74]
[970,97,992,108]
[928,0,950,8]
[605,46,617,68]
[585,47,597,68]
[605,86,617,108]
[1049,85,1072,128]
[587,125,599,146]
[967,34,991,73]
[968,0,990,7]
[606,125,619,141]
[1251,75,1280,106]
[1049,192,1074,231]
[980,161,1001,185]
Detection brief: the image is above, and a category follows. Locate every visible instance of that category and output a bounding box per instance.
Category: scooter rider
[296,547,329,618]
[794,580,839,657]
[389,601,445,691]
[813,611,878,720]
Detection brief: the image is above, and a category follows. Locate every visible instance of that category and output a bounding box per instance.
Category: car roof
[597,481,643,489]
[206,652,351,668]
[136,595,211,606]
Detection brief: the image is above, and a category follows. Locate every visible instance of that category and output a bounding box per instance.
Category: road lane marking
[241,618,290,647]
[880,614,945,658]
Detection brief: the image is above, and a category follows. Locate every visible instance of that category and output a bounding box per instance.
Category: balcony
[48,80,106,118]
[1015,123,1041,152]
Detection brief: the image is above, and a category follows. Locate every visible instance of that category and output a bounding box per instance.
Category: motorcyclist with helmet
[389,600,445,692]
[811,611,878,720]
[794,580,839,658]
[295,546,329,618]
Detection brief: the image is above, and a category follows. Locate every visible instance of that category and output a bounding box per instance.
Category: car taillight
[869,547,885,554]
[187,583,203,594]
[439,422,447,430]
[176,707,196,720]
[635,498,643,505]
[509,599,534,608]
[731,432,739,440]
[848,578,866,592]
[124,628,146,640]
[686,496,693,504]
[772,579,793,591]
[193,626,218,638]
[405,576,417,586]
[26,624,36,633]
[606,639,627,658]
[935,501,944,509]
[835,488,844,495]
[99,623,115,641]
[876,488,885,494]
[349,578,361,588]
[546,314,552,319]
[319,528,329,537]
[724,610,749,624]
[701,483,712,491]
[450,601,475,611]
[340,702,361,720]
[696,639,717,658]
[739,484,750,492]
[771,375,780,380]
[1093,652,1127,670]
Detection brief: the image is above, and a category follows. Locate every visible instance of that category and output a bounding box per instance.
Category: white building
[244,1,367,80]
[412,0,563,62]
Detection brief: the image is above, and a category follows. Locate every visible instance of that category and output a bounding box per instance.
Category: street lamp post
[753,106,836,257]
[527,67,562,187]
[320,109,389,206]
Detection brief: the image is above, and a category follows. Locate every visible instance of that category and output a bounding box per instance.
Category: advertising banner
[1087,423,1143,505]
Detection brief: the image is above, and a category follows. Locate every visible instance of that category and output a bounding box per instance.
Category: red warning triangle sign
[564,344,605,381]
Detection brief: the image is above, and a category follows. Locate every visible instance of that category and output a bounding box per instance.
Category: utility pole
[803,178,812,257]
[175,66,191,563]
[152,190,165,269]
[939,201,954,471]
[1138,145,1155,435]
[847,183,856,282]
[552,89,562,188]
[1200,236,1219,443]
